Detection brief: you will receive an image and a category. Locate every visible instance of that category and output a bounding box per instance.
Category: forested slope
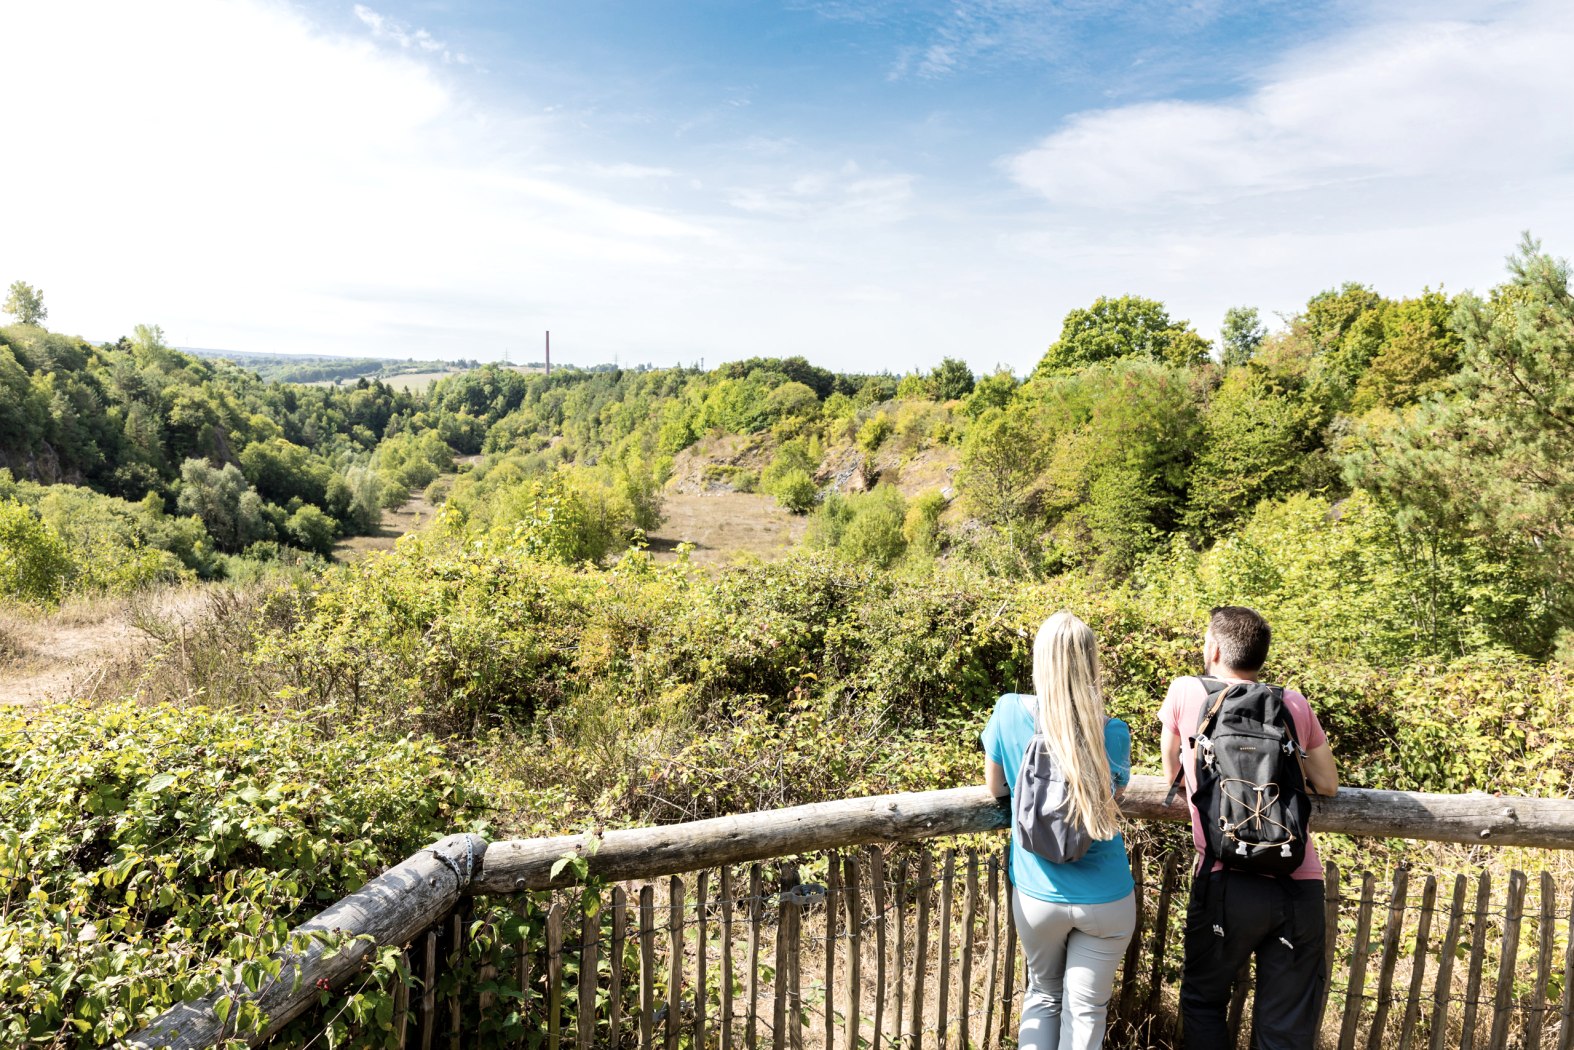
[3,238,1573,1045]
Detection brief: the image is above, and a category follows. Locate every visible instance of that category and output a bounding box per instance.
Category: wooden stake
[420,927,438,1050]
[1143,853,1181,1035]
[668,875,684,1050]
[640,886,656,1050]
[748,864,763,1050]
[786,867,803,1050]
[894,857,909,1049]
[936,850,955,1046]
[982,852,1001,1050]
[844,855,863,1050]
[1485,869,1527,1049]
[697,870,709,1050]
[1457,872,1493,1049]
[826,852,839,1050]
[1395,875,1437,1050]
[910,851,933,1049]
[547,903,564,1050]
[959,851,979,1050]
[1523,872,1557,1050]
[870,847,888,1050]
[1426,875,1468,1050]
[1558,887,1574,1050]
[1001,874,1019,1045]
[1117,844,1145,1027]
[1364,866,1410,1047]
[449,908,465,1050]
[774,867,791,1050]
[391,946,410,1050]
[1320,861,1343,1033]
[611,888,628,1048]
[721,868,736,1050]
[1337,871,1377,1050]
[578,894,600,1050]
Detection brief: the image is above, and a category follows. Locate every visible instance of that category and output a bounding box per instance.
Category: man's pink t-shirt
[1158,675,1328,880]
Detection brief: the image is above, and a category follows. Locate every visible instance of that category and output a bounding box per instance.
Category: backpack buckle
[1280,843,1292,858]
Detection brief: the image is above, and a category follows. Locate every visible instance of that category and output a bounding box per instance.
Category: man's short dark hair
[1209,605,1271,672]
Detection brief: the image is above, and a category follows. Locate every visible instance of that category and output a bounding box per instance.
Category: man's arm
[1161,723,1183,787]
[1302,743,1339,796]
[985,757,1008,798]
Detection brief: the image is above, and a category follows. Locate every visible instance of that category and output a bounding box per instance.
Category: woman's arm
[985,757,1008,798]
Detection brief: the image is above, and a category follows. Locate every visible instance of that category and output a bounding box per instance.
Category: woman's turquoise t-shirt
[982,693,1135,905]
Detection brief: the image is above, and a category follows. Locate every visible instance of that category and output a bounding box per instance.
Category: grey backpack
[1012,697,1099,864]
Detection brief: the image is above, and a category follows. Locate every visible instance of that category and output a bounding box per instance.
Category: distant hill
[181,347,482,385]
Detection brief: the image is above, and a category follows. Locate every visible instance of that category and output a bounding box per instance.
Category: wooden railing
[127,777,1574,1049]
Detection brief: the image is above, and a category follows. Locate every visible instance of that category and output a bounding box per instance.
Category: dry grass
[331,491,443,561]
[647,490,808,566]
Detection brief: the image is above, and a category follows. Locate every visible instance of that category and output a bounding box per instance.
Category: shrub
[857,411,893,452]
[836,487,908,567]
[0,500,72,604]
[285,504,338,556]
[903,490,947,555]
[772,469,819,513]
[0,700,487,1045]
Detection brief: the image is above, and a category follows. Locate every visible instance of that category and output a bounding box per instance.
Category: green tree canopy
[1035,295,1209,376]
[3,281,46,327]
[929,357,976,401]
[1219,306,1266,367]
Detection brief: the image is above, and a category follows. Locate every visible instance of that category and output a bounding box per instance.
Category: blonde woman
[983,611,1135,1050]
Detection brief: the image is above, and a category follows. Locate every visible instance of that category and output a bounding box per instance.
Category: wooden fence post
[1426,875,1468,1050]
[1485,869,1527,1050]
[1395,874,1437,1050]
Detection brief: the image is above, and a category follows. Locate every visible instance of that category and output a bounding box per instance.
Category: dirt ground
[0,587,206,708]
[330,492,442,561]
[647,490,807,565]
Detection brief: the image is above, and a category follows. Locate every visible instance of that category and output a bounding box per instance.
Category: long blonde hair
[1032,611,1119,840]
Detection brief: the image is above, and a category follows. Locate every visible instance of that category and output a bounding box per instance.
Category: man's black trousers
[1180,870,1327,1050]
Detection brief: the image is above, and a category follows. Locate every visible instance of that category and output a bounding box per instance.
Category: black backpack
[1186,676,1312,877]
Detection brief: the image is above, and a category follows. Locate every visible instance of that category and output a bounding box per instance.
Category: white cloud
[726,165,916,224]
[1007,4,1574,210]
[0,0,726,360]
[353,4,468,64]
[993,1,1574,348]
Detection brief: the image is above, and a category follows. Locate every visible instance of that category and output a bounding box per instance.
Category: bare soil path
[647,490,807,565]
[0,587,206,708]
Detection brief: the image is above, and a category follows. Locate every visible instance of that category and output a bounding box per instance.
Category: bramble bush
[0,701,487,1046]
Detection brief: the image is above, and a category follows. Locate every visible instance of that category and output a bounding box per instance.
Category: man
[1160,605,1340,1050]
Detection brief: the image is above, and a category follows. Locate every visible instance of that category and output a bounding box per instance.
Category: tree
[1350,290,1461,413]
[1035,295,1209,376]
[1219,306,1266,367]
[175,458,271,552]
[3,281,46,327]
[963,369,1018,418]
[285,504,338,556]
[929,357,976,401]
[959,405,1044,525]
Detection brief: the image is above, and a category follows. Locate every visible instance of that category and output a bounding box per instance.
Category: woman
[983,611,1135,1050]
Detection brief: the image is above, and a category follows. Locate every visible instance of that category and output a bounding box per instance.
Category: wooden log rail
[128,777,1574,1049]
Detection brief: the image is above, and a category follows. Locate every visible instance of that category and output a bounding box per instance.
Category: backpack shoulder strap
[1193,675,1235,736]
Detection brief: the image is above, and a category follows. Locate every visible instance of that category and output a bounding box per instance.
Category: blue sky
[4,1,1573,373]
